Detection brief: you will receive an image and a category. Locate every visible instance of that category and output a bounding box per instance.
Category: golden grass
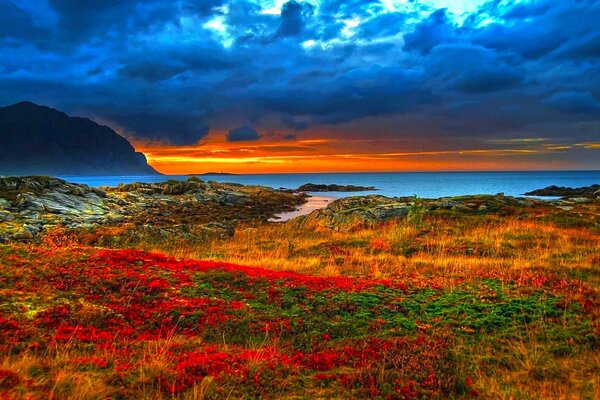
[1,350,114,400]
[136,213,599,399]
[136,215,599,288]
[18,207,598,399]
[473,344,600,400]
[1,337,221,400]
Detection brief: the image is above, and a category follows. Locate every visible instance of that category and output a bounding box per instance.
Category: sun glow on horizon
[132,132,595,175]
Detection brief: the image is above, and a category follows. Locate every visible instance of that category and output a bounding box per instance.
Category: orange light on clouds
[132,132,596,174]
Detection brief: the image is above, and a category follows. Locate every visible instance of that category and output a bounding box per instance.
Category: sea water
[60,171,600,199]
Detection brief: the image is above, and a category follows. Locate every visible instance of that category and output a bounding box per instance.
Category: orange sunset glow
[133,132,598,174]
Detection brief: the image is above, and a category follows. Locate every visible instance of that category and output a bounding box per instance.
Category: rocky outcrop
[115,178,207,195]
[0,176,108,215]
[0,176,306,242]
[524,184,600,197]
[297,195,409,231]
[295,194,548,231]
[0,177,124,241]
[297,183,376,192]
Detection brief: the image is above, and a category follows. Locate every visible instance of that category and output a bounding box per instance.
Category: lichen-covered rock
[0,210,14,222]
[0,176,306,242]
[295,194,551,231]
[115,179,208,195]
[296,195,412,231]
[0,176,105,197]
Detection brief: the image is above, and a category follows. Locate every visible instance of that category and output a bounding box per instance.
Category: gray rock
[0,210,15,222]
[0,198,11,209]
[569,197,593,204]
[22,223,43,235]
[16,194,45,212]
[19,210,40,219]
[297,195,412,231]
[557,206,574,211]
[427,199,459,209]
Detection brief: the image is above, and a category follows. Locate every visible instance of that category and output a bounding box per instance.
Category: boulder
[297,195,411,231]
[0,198,11,209]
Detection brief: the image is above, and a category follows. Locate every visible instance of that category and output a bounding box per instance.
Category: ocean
[59,170,600,199]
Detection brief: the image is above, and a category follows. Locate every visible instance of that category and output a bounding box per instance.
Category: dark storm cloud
[47,0,225,40]
[555,33,600,59]
[118,42,234,82]
[0,0,599,157]
[227,126,262,141]
[255,65,434,125]
[425,44,523,94]
[276,1,315,37]
[403,9,455,54]
[543,92,600,114]
[119,59,189,82]
[0,2,47,41]
[474,0,600,60]
[99,107,211,145]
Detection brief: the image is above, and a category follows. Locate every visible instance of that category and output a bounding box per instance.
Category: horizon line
[146,169,600,177]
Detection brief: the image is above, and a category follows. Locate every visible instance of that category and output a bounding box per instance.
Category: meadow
[1,198,599,399]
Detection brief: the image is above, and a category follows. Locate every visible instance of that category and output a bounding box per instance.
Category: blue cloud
[544,92,600,114]
[425,44,523,93]
[276,1,314,37]
[403,9,456,54]
[0,0,598,152]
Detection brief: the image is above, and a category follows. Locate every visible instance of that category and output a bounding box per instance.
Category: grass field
[1,204,599,399]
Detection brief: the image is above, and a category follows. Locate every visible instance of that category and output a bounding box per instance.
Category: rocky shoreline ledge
[0,176,306,242]
[1,177,598,242]
[294,189,599,231]
[524,184,600,197]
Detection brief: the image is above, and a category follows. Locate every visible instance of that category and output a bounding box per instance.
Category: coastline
[269,195,335,222]
[56,170,600,199]
[0,176,598,399]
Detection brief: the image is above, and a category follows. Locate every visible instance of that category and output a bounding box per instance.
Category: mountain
[0,101,159,176]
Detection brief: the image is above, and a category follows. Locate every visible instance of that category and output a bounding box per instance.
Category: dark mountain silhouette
[0,101,159,176]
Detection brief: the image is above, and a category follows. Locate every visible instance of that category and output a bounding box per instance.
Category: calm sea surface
[59,171,600,199]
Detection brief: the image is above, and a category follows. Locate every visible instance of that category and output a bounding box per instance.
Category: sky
[1,0,599,173]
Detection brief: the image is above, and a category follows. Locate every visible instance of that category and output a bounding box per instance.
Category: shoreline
[269,195,335,222]
[53,171,600,199]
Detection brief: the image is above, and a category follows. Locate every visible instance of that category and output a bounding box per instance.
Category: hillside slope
[0,102,158,176]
